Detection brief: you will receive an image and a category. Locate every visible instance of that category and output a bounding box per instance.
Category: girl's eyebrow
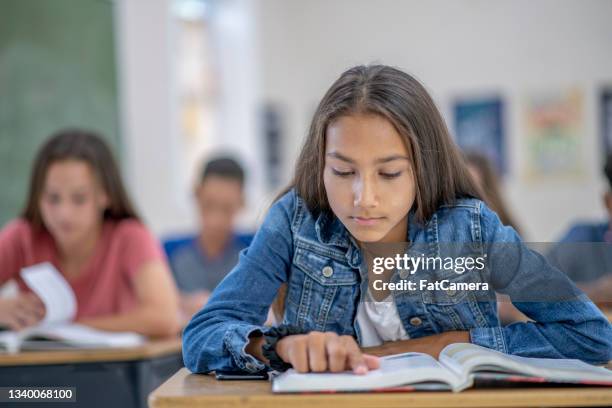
[327,151,410,164]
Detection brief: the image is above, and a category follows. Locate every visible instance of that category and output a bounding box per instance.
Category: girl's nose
[353,177,379,208]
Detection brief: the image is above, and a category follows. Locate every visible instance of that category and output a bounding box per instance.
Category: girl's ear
[239,191,246,210]
[91,167,110,212]
[97,187,110,212]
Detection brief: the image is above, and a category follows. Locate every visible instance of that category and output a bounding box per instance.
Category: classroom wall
[252,0,612,241]
[106,0,612,241]
[0,0,120,228]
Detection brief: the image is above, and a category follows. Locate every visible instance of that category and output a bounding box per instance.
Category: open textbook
[0,323,145,353]
[0,262,144,353]
[272,343,612,393]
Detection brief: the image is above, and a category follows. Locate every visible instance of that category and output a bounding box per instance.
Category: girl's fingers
[342,336,368,374]
[2,315,22,331]
[281,332,379,374]
[363,353,381,370]
[18,294,46,317]
[288,335,309,373]
[307,332,328,372]
[325,334,347,372]
[13,308,38,329]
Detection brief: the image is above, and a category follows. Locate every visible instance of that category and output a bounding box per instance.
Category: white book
[0,262,144,353]
[0,323,144,353]
[272,343,612,393]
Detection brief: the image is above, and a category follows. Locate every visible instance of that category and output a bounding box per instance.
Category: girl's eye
[332,168,354,177]
[380,171,402,179]
[45,193,60,204]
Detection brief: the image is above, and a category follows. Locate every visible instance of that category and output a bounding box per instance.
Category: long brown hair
[21,128,140,230]
[290,64,479,224]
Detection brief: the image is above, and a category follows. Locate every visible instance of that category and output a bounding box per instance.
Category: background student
[165,156,251,322]
[0,129,180,336]
[548,153,612,305]
[183,65,611,375]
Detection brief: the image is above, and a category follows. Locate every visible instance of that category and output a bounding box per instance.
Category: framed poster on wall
[522,87,584,182]
[453,97,506,175]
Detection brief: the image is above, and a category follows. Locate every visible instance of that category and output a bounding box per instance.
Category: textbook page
[272,351,468,393]
[439,343,612,384]
[20,262,76,326]
[20,323,145,350]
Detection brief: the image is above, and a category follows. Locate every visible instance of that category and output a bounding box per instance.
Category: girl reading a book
[0,129,180,337]
[183,65,612,374]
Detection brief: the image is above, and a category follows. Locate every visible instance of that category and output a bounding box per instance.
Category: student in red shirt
[0,129,180,337]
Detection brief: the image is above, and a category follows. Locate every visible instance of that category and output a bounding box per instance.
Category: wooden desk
[0,338,182,408]
[149,368,612,408]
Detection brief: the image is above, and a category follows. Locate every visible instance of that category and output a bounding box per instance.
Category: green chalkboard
[0,0,120,227]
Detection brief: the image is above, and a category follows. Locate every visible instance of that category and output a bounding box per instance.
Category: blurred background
[1,0,612,242]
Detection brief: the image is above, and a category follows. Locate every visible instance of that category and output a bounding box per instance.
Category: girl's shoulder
[1,218,32,235]
[437,197,503,221]
[267,188,312,226]
[102,219,165,266]
[104,218,159,244]
[426,198,515,243]
[435,197,487,223]
[266,188,338,242]
[0,218,47,243]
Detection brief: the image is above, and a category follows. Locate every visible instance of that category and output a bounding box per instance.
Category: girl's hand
[0,293,45,331]
[363,331,470,358]
[276,331,380,374]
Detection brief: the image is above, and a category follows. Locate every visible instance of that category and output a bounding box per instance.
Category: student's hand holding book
[362,331,470,359]
[0,293,45,331]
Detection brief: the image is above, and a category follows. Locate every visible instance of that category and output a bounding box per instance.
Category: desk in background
[149,368,612,408]
[0,338,182,408]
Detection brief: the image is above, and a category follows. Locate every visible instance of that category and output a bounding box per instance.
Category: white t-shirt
[356,289,410,347]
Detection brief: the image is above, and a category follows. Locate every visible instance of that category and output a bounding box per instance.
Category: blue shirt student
[547,222,612,283]
[167,234,251,293]
[546,154,612,291]
[182,65,612,374]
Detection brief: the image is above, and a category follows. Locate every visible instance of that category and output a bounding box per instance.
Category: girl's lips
[351,216,384,226]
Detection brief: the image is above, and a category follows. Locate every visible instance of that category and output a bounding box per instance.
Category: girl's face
[323,113,416,243]
[40,159,108,249]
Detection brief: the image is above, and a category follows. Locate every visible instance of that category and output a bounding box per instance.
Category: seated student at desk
[165,157,251,322]
[0,129,180,336]
[548,153,612,305]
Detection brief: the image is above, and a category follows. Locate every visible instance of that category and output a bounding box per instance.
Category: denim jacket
[183,189,612,373]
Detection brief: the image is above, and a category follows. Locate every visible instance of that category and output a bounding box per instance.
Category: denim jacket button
[446,289,457,296]
[399,270,410,279]
[322,266,334,278]
[409,317,422,326]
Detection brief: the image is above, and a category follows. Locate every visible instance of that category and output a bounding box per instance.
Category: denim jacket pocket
[420,269,490,331]
[286,245,359,332]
